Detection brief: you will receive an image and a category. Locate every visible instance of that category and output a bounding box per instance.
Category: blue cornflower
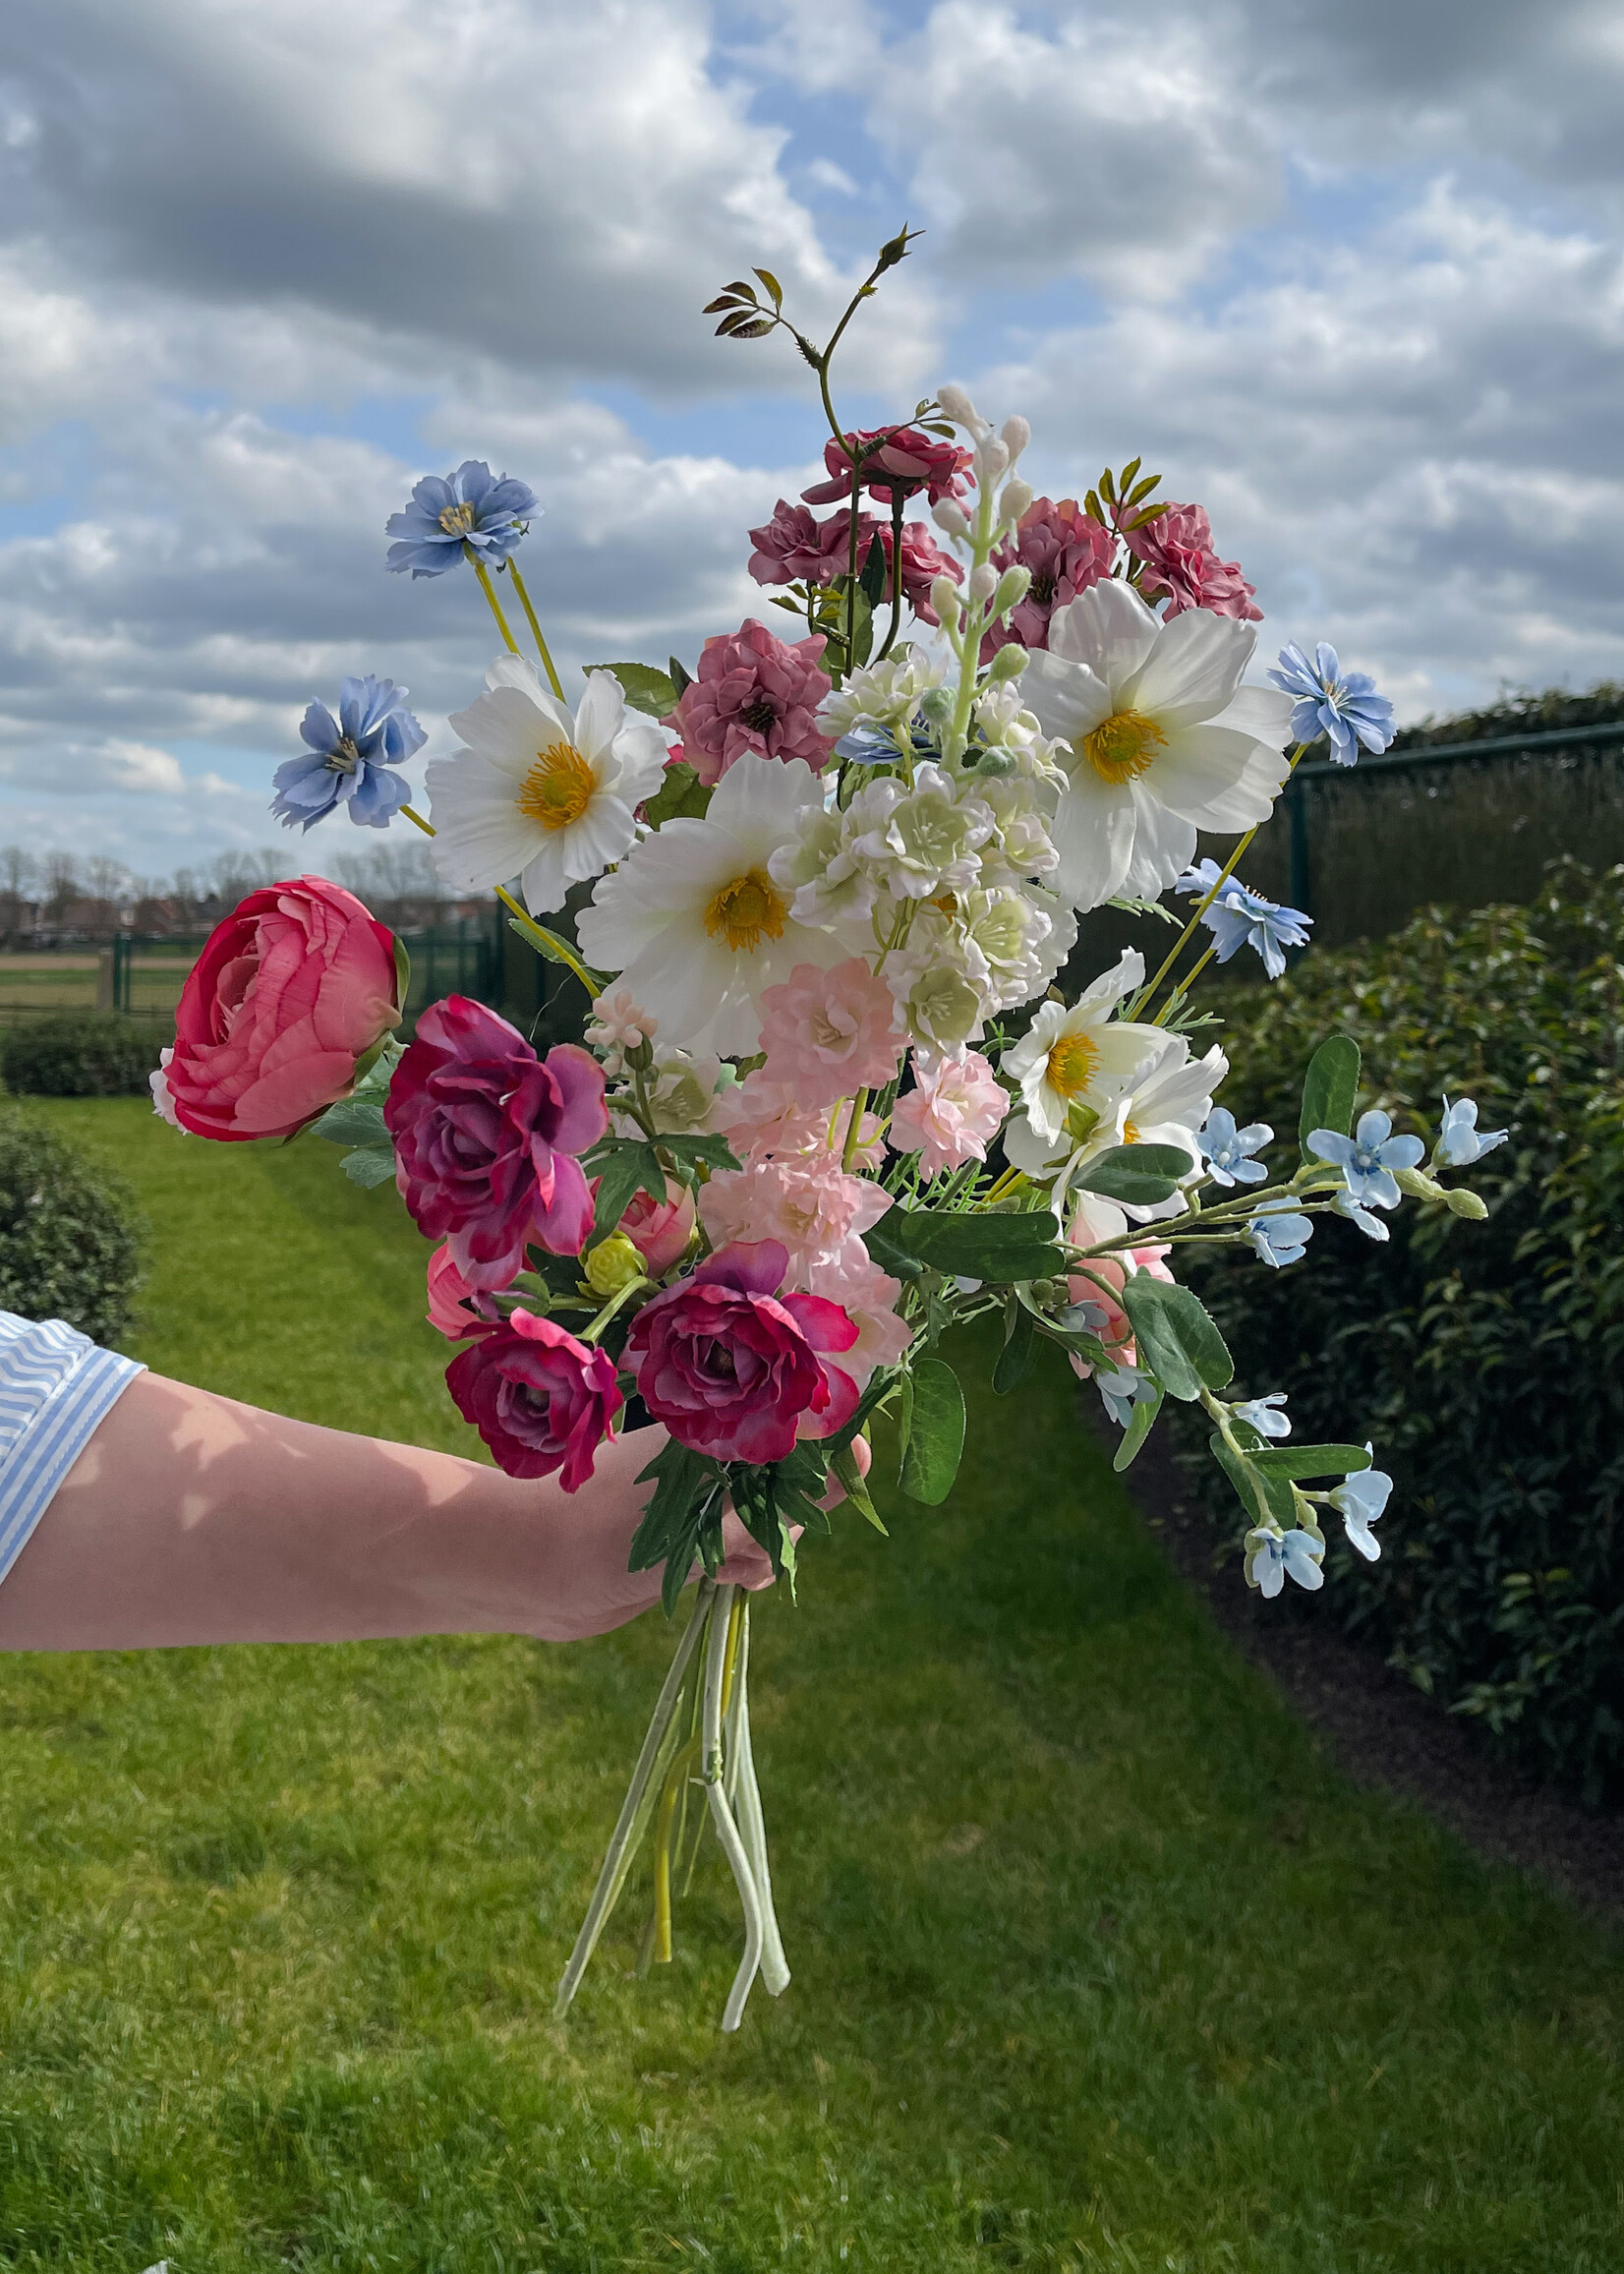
[1245,1524,1324,1598]
[1333,1189,1392,1243]
[1308,1109,1423,1210]
[1235,1392,1292,1440]
[1330,1453,1392,1561]
[385,460,538,578]
[1247,1200,1313,1268]
[1197,1106,1273,1187]
[270,675,424,833]
[834,724,905,764]
[1176,858,1311,980]
[1436,1094,1508,1168]
[1267,642,1396,765]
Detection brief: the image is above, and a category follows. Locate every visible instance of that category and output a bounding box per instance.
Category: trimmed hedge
[1176,858,1624,1803]
[1,1013,166,1097]
[0,1113,144,1346]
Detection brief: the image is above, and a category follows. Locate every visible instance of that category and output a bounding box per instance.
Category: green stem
[840,1086,870,1171]
[470,554,520,653]
[1151,940,1218,1026]
[400,802,435,839]
[581,1273,653,1344]
[505,560,566,700]
[875,490,907,663]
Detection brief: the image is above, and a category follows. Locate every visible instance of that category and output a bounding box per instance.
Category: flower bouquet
[155,233,1506,2031]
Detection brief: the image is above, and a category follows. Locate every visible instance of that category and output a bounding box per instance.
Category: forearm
[0,1370,676,1653]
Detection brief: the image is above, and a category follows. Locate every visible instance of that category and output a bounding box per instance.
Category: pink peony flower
[446,1309,623,1492]
[748,499,874,589]
[757,958,904,1111]
[426,1243,502,1340]
[1065,1191,1174,1377]
[698,1154,891,1285]
[166,876,402,1141]
[890,1048,1009,1179]
[624,1239,859,1464]
[803,1247,912,1389]
[386,996,608,1288]
[803,426,974,508]
[1125,501,1262,622]
[981,497,1115,659]
[662,618,836,787]
[619,1175,697,1277]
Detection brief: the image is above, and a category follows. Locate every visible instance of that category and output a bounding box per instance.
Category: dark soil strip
[1095,1403,1624,1913]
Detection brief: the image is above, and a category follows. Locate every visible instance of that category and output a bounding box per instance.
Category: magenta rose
[662,618,835,787]
[425,1243,501,1341]
[624,1239,859,1466]
[166,875,402,1141]
[982,496,1115,659]
[1125,501,1261,621]
[802,426,974,507]
[446,1309,623,1492]
[386,995,608,1288]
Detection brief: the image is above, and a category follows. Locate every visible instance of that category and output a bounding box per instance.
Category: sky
[1,0,1621,881]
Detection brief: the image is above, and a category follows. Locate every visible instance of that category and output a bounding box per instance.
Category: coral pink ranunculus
[446,1309,623,1492]
[981,497,1115,659]
[426,1243,501,1340]
[663,618,835,787]
[802,426,974,508]
[165,876,402,1140]
[619,1176,697,1277]
[625,1239,859,1464]
[386,995,608,1288]
[1066,1192,1174,1377]
[890,1048,1009,1179]
[698,1155,891,1285]
[757,958,904,1111]
[1125,501,1262,622]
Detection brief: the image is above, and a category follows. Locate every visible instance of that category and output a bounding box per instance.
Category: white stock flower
[768,801,878,936]
[1019,583,1294,911]
[845,764,995,902]
[885,921,994,1050]
[818,646,947,740]
[975,770,1059,886]
[428,656,668,915]
[576,754,844,1055]
[1002,949,1164,1147]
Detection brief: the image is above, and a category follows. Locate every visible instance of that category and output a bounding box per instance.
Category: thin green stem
[470,554,520,653]
[876,490,907,663]
[581,1274,653,1345]
[401,802,435,839]
[505,560,566,700]
[1151,940,1218,1026]
[841,1086,870,1171]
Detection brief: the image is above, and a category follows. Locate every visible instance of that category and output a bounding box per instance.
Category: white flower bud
[935,382,979,430]
[988,641,1028,681]
[992,564,1031,616]
[930,573,963,624]
[1444,1186,1489,1219]
[931,497,971,541]
[1001,415,1030,459]
[967,561,999,604]
[976,438,1009,484]
[1001,479,1033,523]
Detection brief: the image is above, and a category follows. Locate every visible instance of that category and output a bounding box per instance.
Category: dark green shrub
[1175,858,1624,1802]
[0,1113,144,1345]
[1,1012,166,1097]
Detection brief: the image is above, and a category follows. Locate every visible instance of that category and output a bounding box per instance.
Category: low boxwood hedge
[1,1012,166,1097]
[0,1112,144,1346]
[1174,858,1624,1802]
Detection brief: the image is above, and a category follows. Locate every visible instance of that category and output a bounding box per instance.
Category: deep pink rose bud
[386,996,608,1289]
[802,426,974,507]
[661,618,835,787]
[619,1176,697,1278]
[624,1238,859,1466]
[446,1309,623,1492]
[166,875,402,1141]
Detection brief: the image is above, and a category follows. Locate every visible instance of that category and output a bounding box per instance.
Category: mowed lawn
[1,1097,1621,2272]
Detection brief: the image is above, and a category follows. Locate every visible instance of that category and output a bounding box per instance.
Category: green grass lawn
[2,1097,1622,2272]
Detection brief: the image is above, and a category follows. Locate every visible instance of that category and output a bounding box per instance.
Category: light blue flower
[1436,1094,1508,1168]
[1235,1392,1291,1440]
[834,724,905,764]
[1197,1105,1273,1187]
[1247,1201,1313,1268]
[270,675,424,833]
[1333,1189,1392,1242]
[1176,858,1311,980]
[1267,641,1396,765]
[1330,1453,1392,1561]
[1094,1361,1154,1430]
[1308,1109,1424,1210]
[1245,1525,1325,1598]
[385,460,538,578]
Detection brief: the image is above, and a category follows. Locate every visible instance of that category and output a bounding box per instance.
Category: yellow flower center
[1123,1118,1142,1145]
[437,500,478,538]
[704,868,787,955]
[1046,1030,1100,1101]
[517,740,596,831]
[1082,709,1167,785]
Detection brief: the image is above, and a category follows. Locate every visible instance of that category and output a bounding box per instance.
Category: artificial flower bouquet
[154,234,1507,2031]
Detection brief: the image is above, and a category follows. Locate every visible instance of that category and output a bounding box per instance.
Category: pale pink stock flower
[713,1070,832,1164]
[890,1048,1009,1180]
[662,618,835,787]
[804,1248,912,1389]
[586,989,657,1053]
[757,958,904,1111]
[1065,1191,1173,1378]
[698,1155,891,1285]
[1125,501,1262,622]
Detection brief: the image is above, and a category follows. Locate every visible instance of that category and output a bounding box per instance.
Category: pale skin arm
[0,1370,867,1655]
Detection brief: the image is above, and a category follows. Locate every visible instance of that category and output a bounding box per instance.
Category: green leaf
[658,1131,740,1174]
[1209,1432,1266,1525]
[752,265,783,306]
[391,934,411,1013]
[639,760,712,828]
[312,1093,389,1150]
[1112,1383,1163,1473]
[881,1205,1063,1283]
[861,1220,927,1282]
[339,1143,397,1190]
[1074,1143,1192,1207]
[858,532,889,608]
[505,909,610,991]
[589,661,679,718]
[1119,1275,1234,1402]
[667,655,693,696]
[993,1302,1036,1395]
[1300,1032,1362,1163]
[830,1440,887,1534]
[584,1139,663,1243]
[629,1440,725,1610]
[899,1357,966,1505]
[1253,1443,1373,1481]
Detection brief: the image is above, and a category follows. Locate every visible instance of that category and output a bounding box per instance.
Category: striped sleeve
[0,1312,145,1593]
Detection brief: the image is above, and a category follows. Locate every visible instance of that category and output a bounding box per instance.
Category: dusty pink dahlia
[981,497,1115,660]
[663,618,835,787]
[1126,501,1262,622]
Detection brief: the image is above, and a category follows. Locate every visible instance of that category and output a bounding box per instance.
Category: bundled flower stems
[156,234,1506,2031]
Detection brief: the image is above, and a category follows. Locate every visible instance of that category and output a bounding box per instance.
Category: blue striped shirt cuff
[0,1312,145,1593]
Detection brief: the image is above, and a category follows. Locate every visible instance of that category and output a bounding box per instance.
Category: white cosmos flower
[576,754,844,1055]
[1005,1017,1229,1223]
[1019,582,1294,911]
[1002,949,1164,1147]
[427,655,668,915]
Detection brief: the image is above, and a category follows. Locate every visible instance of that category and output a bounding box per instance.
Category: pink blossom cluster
[1125,501,1261,622]
[757,959,903,1112]
[662,617,835,787]
[890,1049,1010,1180]
[980,497,1115,659]
[748,501,962,624]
